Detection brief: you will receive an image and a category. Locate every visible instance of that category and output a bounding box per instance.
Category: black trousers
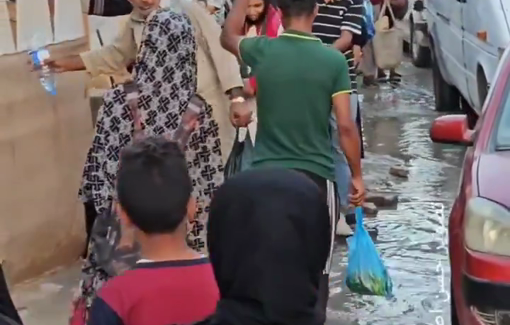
[294,169,337,325]
[356,100,365,159]
[0,266,22,325]
[83,201,98,258]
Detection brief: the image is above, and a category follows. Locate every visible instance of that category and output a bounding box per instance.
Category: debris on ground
[363,202,378,216]
[389,164,410,178]
[366,193,399,208]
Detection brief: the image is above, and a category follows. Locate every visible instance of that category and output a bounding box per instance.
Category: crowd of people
[0,0,409,324]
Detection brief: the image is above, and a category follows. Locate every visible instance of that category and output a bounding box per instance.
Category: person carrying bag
[223,127,254,178]
[372,0,403,70]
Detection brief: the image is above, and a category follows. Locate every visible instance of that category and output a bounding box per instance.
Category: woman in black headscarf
[202,168,332,325]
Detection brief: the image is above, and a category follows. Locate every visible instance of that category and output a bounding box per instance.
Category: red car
[429,48,510,325]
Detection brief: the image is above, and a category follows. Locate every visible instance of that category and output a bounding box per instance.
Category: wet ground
[326,61,465,325]
[11,60,465,325]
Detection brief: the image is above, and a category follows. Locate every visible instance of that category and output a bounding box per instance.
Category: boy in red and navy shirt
[87,137,219,325]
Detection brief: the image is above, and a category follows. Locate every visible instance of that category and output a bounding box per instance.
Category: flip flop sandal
[389,72,402,83]
[377,75,389,83]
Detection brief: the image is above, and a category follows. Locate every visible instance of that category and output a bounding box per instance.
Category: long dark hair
[245,0,273,27]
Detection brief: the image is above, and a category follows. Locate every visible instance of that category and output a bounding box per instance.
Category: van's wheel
[410,18,431,68]
[451,282,459,325]
[431,41,460,111]
[460,98,478,129]
[477,70,489,109]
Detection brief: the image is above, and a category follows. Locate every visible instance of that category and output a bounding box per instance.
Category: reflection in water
[326,64,464,325]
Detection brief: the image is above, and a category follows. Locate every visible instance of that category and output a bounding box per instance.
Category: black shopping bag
[224,128,253,179]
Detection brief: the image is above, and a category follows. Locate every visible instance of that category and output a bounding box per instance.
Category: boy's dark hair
[117,137,192,234]
[276,0,316,19]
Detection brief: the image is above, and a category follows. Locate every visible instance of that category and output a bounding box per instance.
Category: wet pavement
[326,61,465,325]
[11,60,465,325]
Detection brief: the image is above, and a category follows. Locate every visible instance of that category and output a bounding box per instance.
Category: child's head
[116,136,194,236]
[128,0,161,17]
[276,0,317,25]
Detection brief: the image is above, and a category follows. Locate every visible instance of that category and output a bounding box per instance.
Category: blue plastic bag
[363,0,375,41]
[345,207,392,297]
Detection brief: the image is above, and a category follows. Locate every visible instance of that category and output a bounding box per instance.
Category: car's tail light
[464,198,510,256]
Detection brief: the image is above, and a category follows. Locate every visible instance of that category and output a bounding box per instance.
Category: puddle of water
[327,64,464,325]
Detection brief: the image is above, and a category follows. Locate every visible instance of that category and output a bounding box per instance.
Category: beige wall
[0,39,93,283]
[0,0,129,283]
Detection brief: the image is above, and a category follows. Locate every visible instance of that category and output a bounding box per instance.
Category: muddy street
[326,61,464,325]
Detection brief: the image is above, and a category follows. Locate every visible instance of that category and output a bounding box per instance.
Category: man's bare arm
[332,93,362,179]
[332,30,353,52]
[220,0,249,57]
[45,55,86,73]
[44,20,136,76]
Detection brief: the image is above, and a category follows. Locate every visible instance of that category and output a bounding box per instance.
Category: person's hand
[349,176,366,206]
[28,56,66,73]
[243,79,255,97]
[43,58,67,73]
[229,101,252,127]
[206,5,219,14]
[353,46,363,67]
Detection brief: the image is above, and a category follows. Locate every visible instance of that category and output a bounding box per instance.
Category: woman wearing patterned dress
[70,8,223,324]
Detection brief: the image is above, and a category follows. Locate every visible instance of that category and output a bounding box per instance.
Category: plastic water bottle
[29,47,57,96]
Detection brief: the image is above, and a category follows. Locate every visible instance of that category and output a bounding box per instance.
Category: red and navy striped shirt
[88,258,219,325]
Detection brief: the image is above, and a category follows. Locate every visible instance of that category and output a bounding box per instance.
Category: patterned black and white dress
[71,9,223,324]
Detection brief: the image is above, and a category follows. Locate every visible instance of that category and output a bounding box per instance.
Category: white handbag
[372,0,403,70]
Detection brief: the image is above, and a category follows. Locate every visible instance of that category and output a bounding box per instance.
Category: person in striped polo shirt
[312,0,364,235]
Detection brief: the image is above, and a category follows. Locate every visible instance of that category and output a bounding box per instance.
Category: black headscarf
[204,168,331,325]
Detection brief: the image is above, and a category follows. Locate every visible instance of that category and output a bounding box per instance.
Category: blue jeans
[331,93,358,207]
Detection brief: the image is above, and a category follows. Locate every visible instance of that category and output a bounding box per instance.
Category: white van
[396,0,431,68]
[427,0,510,118]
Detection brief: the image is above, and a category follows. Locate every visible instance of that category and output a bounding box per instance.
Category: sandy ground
[11,263,81,325]
[11,262,352,325]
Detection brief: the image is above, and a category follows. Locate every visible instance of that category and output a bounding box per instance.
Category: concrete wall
[0,0,93,283]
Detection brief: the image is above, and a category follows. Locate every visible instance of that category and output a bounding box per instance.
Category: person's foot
[389,70,402,83]
[363,75,378,88]
[336,212,354,236]
[345,212,356,226]
[377,68,388,82]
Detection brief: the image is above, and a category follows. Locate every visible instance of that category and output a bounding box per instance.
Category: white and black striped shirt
[312,0,363,92]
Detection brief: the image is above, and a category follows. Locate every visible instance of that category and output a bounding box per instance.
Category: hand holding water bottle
[28,35,57,96]
[29,55,83,73]
[29,47,57,96]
